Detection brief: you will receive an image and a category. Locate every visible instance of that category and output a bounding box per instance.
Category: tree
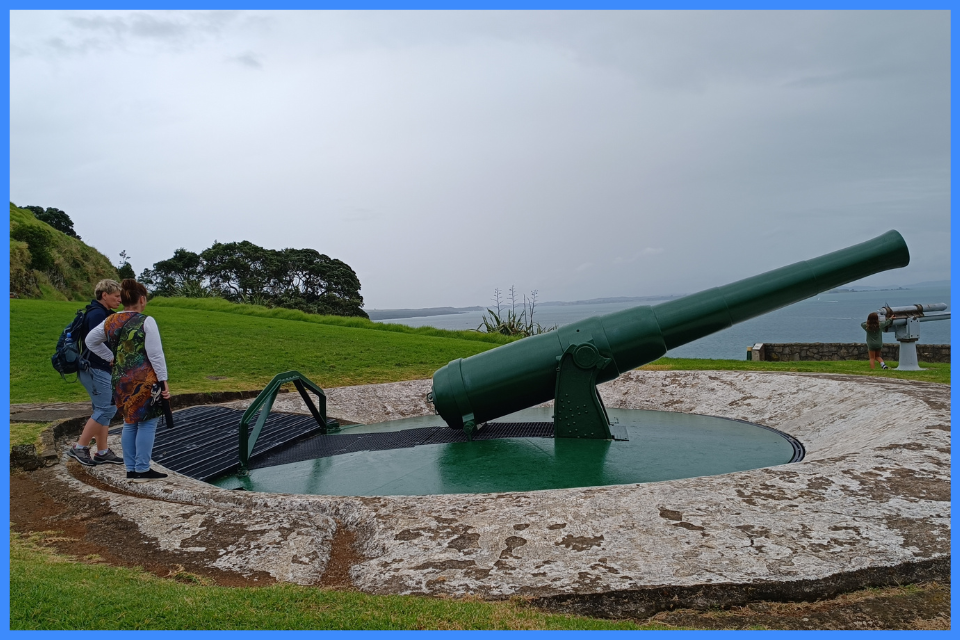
[25,205,81,239]
[139,248,206,297]
[141,241,367,317]
[118,263,136,279]
[270,248,366,317]
[200,241,273,303]
[117,250,136,280]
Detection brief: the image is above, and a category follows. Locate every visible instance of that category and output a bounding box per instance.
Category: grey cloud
[228,51,262,68]
[43,35,108,57]
[308,11,947,91]
[66,10,242,41]
[9,10,950,308]
[15,10,248,58]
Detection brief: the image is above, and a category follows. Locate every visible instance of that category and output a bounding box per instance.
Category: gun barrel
[431,230,910,429]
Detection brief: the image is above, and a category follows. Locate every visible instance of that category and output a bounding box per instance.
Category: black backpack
[52,303,96,381]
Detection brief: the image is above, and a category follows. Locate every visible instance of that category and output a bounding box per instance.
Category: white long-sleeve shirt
[86,313,168,382]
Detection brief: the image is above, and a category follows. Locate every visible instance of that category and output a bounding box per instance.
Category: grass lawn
[11,422,51,449]
[638,356,950,385]
[9,297,949,629]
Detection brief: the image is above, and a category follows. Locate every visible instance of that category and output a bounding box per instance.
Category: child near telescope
[862,312,894,370]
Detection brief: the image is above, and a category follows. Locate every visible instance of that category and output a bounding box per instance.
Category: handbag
[151,382,175,429]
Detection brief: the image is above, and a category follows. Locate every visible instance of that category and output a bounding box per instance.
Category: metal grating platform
[110,406,327,482]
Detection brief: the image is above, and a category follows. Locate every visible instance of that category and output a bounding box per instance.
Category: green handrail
[238,371,339,474]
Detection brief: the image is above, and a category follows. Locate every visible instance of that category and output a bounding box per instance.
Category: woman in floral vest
[86,279,171,482]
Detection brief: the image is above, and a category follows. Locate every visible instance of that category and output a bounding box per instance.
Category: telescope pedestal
[887,314,940,372]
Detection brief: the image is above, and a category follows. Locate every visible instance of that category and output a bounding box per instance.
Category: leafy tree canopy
[140,241,367,318]
[24,205,81,239]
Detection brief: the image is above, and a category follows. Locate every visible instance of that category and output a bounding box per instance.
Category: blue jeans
[121,418,159,472]
[78,367,117,426]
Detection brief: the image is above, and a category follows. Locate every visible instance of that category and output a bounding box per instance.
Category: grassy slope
[148,296,514,345]
[10,203,119,301]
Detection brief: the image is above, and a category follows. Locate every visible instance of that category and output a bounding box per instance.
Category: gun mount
[878,303,950,371]
[429,230,910,440]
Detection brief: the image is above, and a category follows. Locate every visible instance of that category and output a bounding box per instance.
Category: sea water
[375,285,950,360]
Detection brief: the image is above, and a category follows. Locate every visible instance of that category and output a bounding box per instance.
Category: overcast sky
[10,10,950,309]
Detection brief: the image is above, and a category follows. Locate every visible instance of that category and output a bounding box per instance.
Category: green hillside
[10,202,119,301]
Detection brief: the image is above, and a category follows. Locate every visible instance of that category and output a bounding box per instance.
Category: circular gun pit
[70,371,949,616]
[209,408,803,496]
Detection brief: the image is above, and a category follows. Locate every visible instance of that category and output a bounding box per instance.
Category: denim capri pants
[78,367,118,426]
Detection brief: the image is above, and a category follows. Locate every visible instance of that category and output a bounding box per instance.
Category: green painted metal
[554,343,612,439]
[431,230,910,435]
[238,370,339,473]
[212,408,797,497]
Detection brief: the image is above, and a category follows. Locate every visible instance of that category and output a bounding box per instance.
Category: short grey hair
[94,279,121,300]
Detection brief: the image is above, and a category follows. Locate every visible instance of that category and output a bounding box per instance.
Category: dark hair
[866,312,880,332]
[120,278,148,307]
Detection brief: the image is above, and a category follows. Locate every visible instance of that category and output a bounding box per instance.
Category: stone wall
[754,342,950,363]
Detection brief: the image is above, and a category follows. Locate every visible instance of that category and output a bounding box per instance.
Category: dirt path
[11,465,949,630]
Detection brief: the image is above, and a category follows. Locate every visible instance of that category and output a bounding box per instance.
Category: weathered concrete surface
[56,371,949,617]
[11,402,94,423]
[221,379,437,424]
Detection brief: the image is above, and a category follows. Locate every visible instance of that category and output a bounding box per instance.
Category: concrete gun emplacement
[428,230,911,440]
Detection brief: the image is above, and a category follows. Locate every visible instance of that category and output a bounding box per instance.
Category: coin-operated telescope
[428,231,911,440]
[877,303,950,371]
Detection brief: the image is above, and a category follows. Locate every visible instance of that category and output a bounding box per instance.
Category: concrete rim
[54,371,950,618]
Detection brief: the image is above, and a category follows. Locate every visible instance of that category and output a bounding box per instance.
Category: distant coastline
[366,306,483,321]
[366,296,681,321]
[537,295,681,307]
[828,279,949,293]
[367,280,949,321]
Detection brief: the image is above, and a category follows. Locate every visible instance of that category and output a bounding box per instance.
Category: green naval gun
[429,230,910,439]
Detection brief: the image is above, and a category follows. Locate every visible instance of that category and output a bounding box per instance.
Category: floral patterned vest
[103,313,161,423]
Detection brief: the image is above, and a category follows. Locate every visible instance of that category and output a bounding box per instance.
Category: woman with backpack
[86,279,171,482]
[66,279,124,466]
